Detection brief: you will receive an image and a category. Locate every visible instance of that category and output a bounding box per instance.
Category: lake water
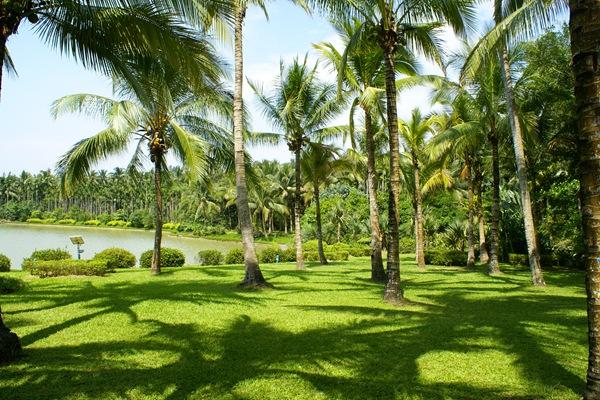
[0,223,253,269]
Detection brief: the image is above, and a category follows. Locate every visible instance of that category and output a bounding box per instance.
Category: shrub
[348,246,371,257]
[399,237,416,253]
[84,219,102,226]
[509,253,528,266]
[0,276,25,293]
[198,250,224,266]
[280,247,296,262]
[329,242,351,252]
[28,259,107,278]
[225,248,244,265]
[304,251,349,262]
[424,248,467,266]
[0,254,10,272]
[56,219,76,225]
[162,222,181,231]
[303,240,319,252]
[139,248,185,268]
[30,249,72,261]
[259,247,280,263]
[93,248,136,270]
[26,218,43,224]
[107,220,128,227]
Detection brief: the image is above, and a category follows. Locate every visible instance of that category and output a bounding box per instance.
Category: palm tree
[52,50,232,275]
[568,0,600,397]
[315,18,417,281]
[0,0,229,99]
[329,0,476,303]
[249,56,344,270]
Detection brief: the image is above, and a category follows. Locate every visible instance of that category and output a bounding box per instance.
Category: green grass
[0,255,587,399]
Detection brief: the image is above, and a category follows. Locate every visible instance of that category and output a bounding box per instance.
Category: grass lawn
[0,255,587,400]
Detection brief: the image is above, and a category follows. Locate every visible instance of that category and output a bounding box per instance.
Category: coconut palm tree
[315,18,417,281]
[249,56,345,270]
[52,50,232,275]
[0,0,230,99]
[568,1,600,397]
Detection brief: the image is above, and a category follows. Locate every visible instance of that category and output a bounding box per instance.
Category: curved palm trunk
[294,147,305,270]
[465,155,475,269]
[499,46,545,286]
[488,133,501,275]
[314,184,327,265]
[569,2,600,397]
[364,107,386,281]
[475,164,489,263]
[151,158,163,275]
[0,306,21,363]
[234,5,267,287]
[0,32,6,99]
[381,31,404,303]
[412,153,425,270]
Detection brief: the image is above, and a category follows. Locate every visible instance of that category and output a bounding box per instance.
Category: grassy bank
[0,257,586,399]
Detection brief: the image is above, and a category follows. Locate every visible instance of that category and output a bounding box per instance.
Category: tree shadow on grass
[0,265,587,400]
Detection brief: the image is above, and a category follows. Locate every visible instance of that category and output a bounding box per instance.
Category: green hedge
[0,254,10,272]
[424,248,467,266]
[509,253,528,266]
[0,276,25,293]
[93,248,136,270]
[399,237,416,254]
[259,247,280,263]
[84,220,101,226]
[56,219,76,225]
[198,250,223,266]
[279,247,296,262]
[225,248,244,265]
[107,220,128,227]
[28,260,108,278]
[139,248,185,268]
[304,251,349,262]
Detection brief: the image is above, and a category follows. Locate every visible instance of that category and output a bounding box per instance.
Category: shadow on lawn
[0,265,587,400]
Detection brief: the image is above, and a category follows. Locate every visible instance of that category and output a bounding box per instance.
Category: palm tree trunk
[381,31,404,303]
[466,155,475,269]
[294,147,305,270]
[499,46,545,286]
[0,305,21,363]
[0,30,8,99]
[488,133,501,275]
[569,2,600,397]
[234,5,267,287]
[364,107,385,281]
[476,164,489,263]
[413,154,425,270]
[151,158,163,275]
[314,184,327,265]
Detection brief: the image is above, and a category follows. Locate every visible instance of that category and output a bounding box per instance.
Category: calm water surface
[0,223,252,269]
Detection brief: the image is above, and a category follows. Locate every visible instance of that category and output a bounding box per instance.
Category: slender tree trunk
[413,153,425,270]
[151,158,163,275]
[364,107,386,282]
[381,31,404,303]
[476,165,489,263]
[499,46,545,286]
[294,147,304,270]
[466,155,475,269]
[314,184,327,265]
[0,30,8,100]
[569,2,600,397]
[0,305,21,363]
[488,133,501,275]
[233,5,267,287]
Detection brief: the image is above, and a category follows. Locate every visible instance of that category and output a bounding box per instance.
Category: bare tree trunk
[0,28,9,100]
[234,5,267,287]
[364,107,386,281]
[499,47,545,286]
[314,184,327,265]
[476,164,489,263]
[413,153,425,270]
[151,158,163,275]
[294,147,305,270]
[569,2,600,397]
[466,155,475,269]
[488,133,501,275]
[0,305,21,363]
[381,29,404,303]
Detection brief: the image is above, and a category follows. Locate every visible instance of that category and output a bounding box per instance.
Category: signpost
[69,236,85,260]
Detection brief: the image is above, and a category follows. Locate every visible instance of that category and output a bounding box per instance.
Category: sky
[0,1,495,174]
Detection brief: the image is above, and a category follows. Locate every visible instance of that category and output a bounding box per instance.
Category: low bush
[509,253,528,266]
[162,222,181,231]
[27,248,72,263]
[348,246,371,257]
[107,220,128,227]
[0,276,25,293]
[259,247,280,263]
[28,260,107,278]
[0,254,10,272]
[198,250,224,266]
[304,251,349,262]
[139,248,185,268]
[93,248,136,270]
[424,248,467,266]
[399,237,416,254]
[224,248,244,265]
[83,220,102,226]
[279,247,296,262]
[26,218,55,224]
[56,219,76,225]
